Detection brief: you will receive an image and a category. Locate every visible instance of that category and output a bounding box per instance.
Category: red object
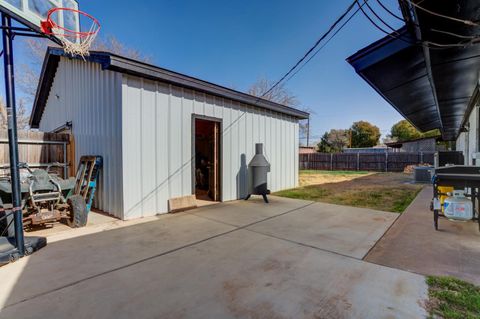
[41,7,100,39]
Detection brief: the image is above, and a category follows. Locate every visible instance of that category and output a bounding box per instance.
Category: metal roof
[347,0,480,141]
[384,135,440,148]
[30,48,309,128]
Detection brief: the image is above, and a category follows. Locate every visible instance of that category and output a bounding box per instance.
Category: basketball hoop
[41,8,100,58]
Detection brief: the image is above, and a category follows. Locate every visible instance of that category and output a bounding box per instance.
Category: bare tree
[14,35,152,106]
[247,77,312,144]
[0,98,30,130]
[247,77,299,107]
[93,36,152,62]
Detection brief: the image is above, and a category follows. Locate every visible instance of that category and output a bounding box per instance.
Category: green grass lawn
[427,276,480,319]
[275,171,423,213]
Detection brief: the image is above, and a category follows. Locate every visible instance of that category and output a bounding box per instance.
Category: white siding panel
[141,80,157,215]
[39,58,123,218]
[182,89,194,196]
[468,106,478,165]
[39,62,300,221]
[169,86,184,198]
[122,76,142,219]
[155,83,171,213]
[120,74,300,219]
[456,106,479,165]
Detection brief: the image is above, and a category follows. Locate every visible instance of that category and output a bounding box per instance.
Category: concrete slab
[0,213,235,308]
[247,202,399,259]
[191,195,313,227]
[366,187,480,285]
[24,211,118,238]
[0,229,427,319]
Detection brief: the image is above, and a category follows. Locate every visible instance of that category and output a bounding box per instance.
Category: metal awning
[347,0,480,141]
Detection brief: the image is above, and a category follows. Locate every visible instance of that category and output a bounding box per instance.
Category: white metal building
[30,48,309,220]
[456,102,480,165]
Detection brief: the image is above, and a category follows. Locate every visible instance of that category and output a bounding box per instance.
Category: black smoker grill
[431,165,480,231]
[245,143,270,203]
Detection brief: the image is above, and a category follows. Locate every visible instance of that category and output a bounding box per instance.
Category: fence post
[385,152,388,172]
[330,153,333,171]
[420,151,424,164]
[357,152,360,171]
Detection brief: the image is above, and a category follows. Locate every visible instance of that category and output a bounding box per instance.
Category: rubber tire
[67,195,88,228]
[0,211,7,237]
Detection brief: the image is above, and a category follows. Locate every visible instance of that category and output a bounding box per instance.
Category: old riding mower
[0,156,102,236]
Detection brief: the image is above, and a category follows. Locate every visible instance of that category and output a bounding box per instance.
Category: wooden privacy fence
[0,130,72,178]
[300,152,435,172]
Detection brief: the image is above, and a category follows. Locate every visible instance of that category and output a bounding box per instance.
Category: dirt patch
[300,171,373,187]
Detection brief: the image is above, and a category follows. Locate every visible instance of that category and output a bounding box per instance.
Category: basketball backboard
[0,0,79,36]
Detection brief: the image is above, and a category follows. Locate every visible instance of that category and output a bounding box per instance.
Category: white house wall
[121,75,299,220]
[456,105,479,165]
[39,58,124,218]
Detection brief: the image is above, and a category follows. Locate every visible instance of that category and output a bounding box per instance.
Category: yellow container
[438,186,454,212]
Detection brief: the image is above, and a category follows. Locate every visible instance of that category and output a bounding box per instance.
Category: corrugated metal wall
[39,58,124,218]
[39,59,300,220]
[121,75,299,219]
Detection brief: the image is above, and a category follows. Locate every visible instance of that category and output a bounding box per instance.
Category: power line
[407,0,479,27]
[283,2,365,84]
[375,0,404,22]
[357,0,480,49]
[260,0,359,99]
[356,0,412,43]
[364,0,402,34]
[371,0,480,43]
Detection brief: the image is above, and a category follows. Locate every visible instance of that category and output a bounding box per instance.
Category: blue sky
[13,0,405,141]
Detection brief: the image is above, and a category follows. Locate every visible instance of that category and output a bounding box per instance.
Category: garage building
[30,48,309,220]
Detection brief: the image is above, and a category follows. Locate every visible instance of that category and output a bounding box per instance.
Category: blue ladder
[74,156,103,212]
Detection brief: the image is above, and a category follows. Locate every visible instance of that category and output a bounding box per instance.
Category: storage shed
[30,48,309,220]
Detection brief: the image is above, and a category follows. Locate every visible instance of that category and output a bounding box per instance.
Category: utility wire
[375,0,404,22]
[364,0,402,34]
[374,0,477,41]
[357,0,480,48]
[430,28,478,40]
[260,0,359,99]
[356,0,414,44]
[407,0,479,27]
[284,2,366,84]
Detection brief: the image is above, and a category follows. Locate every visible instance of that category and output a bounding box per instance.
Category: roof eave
[30,48,309,128]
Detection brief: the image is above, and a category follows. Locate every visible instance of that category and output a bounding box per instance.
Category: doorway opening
[193,117,221,203]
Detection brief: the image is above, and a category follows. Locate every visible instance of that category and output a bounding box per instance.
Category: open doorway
[193,117,221,203]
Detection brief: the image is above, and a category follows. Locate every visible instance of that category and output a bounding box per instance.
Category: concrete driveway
[0,196,427,319]
[366,187,480,285]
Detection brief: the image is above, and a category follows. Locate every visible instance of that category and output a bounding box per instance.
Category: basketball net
[41,8,100,59]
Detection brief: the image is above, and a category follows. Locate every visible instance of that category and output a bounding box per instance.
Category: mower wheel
[0,211,6,236]
[67,195,88,228]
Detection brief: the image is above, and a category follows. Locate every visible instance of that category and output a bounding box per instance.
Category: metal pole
[306,118,310,147]
[385,152,388,172]
[2,14,24,256]
[63,142,68,178]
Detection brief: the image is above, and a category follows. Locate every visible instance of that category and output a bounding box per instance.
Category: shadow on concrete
[0,200,428,319]
[365,186,480,285]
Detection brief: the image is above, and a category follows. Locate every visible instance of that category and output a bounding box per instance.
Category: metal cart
[432,166,480,231]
